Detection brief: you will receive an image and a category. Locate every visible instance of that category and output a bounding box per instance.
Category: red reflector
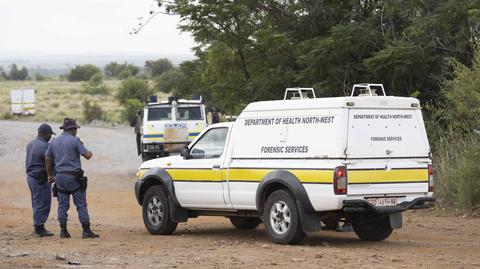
[428,164,434,192]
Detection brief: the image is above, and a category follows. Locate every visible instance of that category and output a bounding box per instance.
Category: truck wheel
[142,186,178,235]
[263,190,305,244]
[353,215,393,241]
[229,217,261,230]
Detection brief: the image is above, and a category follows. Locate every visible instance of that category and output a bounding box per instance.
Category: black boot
[82,223,99,239]
[34,225,54,237]
[59,223,71,238]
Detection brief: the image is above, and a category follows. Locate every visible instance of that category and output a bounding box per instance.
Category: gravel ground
[0,120,479,269]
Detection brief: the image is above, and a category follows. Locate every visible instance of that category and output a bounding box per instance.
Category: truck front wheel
[142,186,178,235]
[263,190,305,244]
[353,215,393,241]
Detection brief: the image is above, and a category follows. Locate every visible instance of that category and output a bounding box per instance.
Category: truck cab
[136,96,208,161]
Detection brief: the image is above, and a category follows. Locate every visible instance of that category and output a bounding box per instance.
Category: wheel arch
[255,170,321,233]
[137,167,188,223]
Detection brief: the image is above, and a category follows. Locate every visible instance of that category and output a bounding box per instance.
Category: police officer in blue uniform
[45,118,99,239]
[26,124,55,237]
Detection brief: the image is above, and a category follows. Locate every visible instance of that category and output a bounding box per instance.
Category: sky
[0,0,196,58]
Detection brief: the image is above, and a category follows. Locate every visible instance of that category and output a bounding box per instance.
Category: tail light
[428,164,434,192]
[333,166,347,195]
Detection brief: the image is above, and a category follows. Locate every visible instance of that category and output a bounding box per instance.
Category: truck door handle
[212,165,221,169]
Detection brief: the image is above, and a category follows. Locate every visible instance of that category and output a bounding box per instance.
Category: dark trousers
[55,173,90,225]
[27,176,51,226]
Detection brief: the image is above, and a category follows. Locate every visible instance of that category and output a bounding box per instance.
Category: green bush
[121,98,144,123]
[67,64,102,82]
[429,45,480,211]
[82,99,105,122]
[104,62,140,79]
[116,77,153,104]
[35,73,46,81]
[83,73,108,95]
[434,133,480,210]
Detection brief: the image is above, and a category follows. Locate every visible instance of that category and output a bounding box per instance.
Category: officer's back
[49,131,85,173]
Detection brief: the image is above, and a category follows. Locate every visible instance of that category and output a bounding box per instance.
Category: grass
[0,79,168,124]
[434,132,480,212]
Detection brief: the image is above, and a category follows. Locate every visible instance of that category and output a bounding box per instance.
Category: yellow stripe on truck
[164,168,426,184]
[167,169,222,181]
[348,169,428,184]
[166,168,333,184]
[288,170,332,184]
[228,169,332,183]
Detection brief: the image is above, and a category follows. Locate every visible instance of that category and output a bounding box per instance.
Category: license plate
[165,123,186,129]
[366,197,397,207]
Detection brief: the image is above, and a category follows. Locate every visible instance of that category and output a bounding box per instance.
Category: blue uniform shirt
[26,136,49,177]
[45,132,88,173]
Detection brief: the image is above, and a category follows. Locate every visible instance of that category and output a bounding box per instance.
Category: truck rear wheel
[229,217,261,230]
[142,186,178,235]
[353,215,393,241]
[263,190,305,245]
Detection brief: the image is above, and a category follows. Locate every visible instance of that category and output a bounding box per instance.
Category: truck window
[148,107,172,121]
[177,106,203,120]
[190,127,228,159]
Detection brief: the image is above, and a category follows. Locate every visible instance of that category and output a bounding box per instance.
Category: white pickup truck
[134,84,434,244]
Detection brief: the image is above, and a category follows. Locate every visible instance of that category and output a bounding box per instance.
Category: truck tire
[263,189,305,244]
[229,217,261,230]
[142,186,178,235]
[353,215,393,241]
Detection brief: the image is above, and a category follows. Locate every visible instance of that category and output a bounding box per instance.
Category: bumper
[343,197,435,214]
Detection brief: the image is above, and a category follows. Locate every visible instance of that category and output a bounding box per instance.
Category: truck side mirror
[180,146,190,160]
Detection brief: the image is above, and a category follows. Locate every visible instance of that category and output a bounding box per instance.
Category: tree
[156,0,480,113]
[144,58,174,78]
[105,62,140,79]
[154,68,182,93]
[434,45,480,134]
[8,64,29,80]
[0,66,7,80]
[116,77,153,104]
[165,0,261,81]
[67,64,102,82]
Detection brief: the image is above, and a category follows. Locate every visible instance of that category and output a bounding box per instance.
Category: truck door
[172,126,231,208]
[346,108,431,196]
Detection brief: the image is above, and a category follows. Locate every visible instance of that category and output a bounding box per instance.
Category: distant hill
[0,52,195,76]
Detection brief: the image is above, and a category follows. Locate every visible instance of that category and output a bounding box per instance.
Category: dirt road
[0,120,479,268]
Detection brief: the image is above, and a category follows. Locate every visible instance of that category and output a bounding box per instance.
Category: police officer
[45,118,99,239]
[26,124,55,237]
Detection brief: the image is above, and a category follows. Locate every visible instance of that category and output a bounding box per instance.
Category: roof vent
[350,83,386,97]
[284,88,316,100]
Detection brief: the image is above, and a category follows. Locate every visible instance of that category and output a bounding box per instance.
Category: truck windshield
[176,106,203,120]
[148,107,172,121]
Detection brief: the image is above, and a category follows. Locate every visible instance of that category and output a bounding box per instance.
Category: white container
[10,89,35,115]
